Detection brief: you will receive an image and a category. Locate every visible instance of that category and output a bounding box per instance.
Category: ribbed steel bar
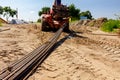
[0,23,66,80]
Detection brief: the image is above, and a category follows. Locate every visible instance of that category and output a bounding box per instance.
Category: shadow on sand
[26,30,87,79]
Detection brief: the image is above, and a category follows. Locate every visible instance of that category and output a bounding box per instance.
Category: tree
[80,10,92,19]
[10,10,17,17]
[68,4,80,20]
[38,7,50,16]
[3,6,17,21]
[3,7,11,21]
[0,6,3,17]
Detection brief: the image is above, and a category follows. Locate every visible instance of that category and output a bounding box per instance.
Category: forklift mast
[54,0,61,6]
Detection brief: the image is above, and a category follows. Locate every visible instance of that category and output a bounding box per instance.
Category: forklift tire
[64,23,70,32]
[41,21,50,31]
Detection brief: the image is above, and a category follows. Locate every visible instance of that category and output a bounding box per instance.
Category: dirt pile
[88,18,107,27]
[70,17,107,32]
[74,17,107,27]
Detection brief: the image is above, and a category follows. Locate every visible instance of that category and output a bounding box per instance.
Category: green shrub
[71,17,80,22]
[37,19,41,23]
[101,19,120,32]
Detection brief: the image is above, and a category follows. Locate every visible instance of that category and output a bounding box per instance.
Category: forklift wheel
[64,23,70,32]
[41,21,50,31]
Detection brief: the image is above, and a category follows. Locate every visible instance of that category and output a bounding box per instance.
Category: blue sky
[0,0,120,21]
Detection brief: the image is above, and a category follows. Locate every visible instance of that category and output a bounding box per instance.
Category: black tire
[64,22,70,32]
[41,21,50,31]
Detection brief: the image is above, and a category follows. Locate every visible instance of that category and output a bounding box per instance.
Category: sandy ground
[0,24,41,71]
[0,23,120,80]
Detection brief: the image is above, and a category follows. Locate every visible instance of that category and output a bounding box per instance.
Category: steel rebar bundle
[0,24,66,80]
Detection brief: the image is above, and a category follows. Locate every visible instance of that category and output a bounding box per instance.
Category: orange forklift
[41,0,70,32]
